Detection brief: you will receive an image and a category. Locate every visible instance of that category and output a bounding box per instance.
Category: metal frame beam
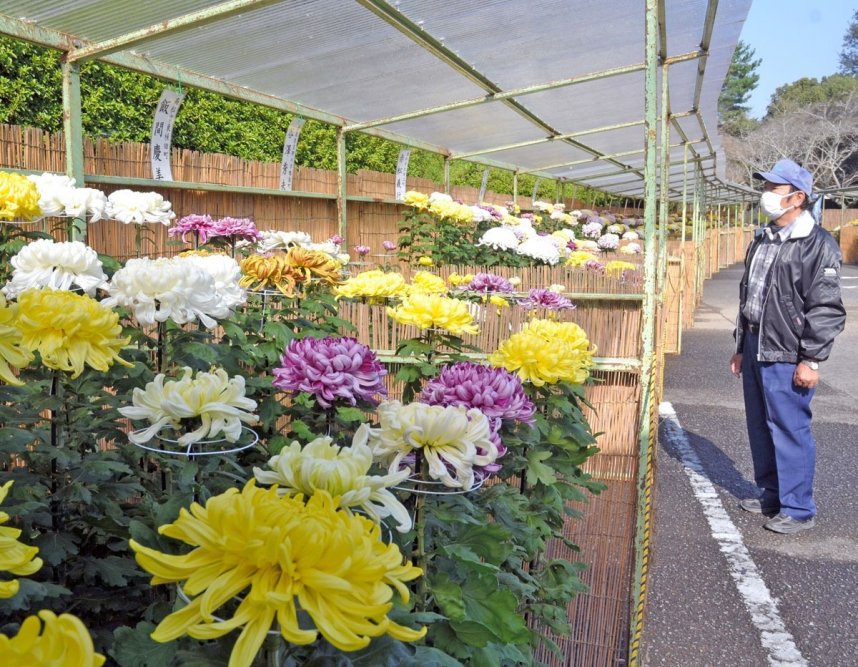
[67,0,283,62]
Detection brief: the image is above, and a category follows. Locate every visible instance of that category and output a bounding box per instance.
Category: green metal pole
[336,128,347,243]
[656,62,670,293]
[678,142,689,352]
[513,171,519,206]
[629,0,659,661]
[61,57,85,242]
[444,156,451,194]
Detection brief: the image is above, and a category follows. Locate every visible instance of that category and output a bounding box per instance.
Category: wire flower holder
[130,425,259,458]
[393,472,487,496]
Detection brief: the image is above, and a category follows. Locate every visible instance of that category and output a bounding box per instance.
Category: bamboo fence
[1,122,748,666]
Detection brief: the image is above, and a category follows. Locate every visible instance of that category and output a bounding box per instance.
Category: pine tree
[839,9,858,76]
[718,41,761,135]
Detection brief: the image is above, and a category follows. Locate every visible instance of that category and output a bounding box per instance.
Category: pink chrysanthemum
[466,273,514,294]
[211,217,262,242]
[169,214,216,244]
[520,288,575,311]
[272,337,387,408]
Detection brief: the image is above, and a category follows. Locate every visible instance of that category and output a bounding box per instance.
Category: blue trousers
[741,331,817,520]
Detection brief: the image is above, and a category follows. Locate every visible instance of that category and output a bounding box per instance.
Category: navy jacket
[735,212,845,362]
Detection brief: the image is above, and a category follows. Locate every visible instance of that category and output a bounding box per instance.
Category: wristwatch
[800,359,819,371]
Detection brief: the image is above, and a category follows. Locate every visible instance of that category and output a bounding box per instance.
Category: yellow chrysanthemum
[130,482,425,667]
[333,269,408,301]
[417,256,434,267]
[15,289,132,378]
[488,295,509,308]
[387,294,479,336]
[447,272,474,287]
[0,171,42,222]
[408,271,447,295]
[0,481,43,599]
[0,610,105,666]
[0,295,32,386]
[565,250,597,268]
[402,190,429,210]
[239,254,302,296]
[284,246,343,285]
[605,260,638,278]
[489,318,594,386]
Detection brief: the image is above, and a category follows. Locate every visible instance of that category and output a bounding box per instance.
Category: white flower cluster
[181,254,247,310]
[107,189,175,225]
[251,230,349,265]
[103,255,238,328]
[477,215,579,266]
[27,173,109,222]
[3,239,107,298]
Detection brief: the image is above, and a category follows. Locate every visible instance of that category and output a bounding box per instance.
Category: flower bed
[0,172,617,666]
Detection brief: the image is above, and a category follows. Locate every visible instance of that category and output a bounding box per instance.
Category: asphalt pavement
[642,261,858,666]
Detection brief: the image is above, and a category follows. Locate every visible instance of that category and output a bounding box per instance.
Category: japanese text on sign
[395,150,411,201]
[479,169,490,202]
[279,118,306,191]
[150,89,184,182]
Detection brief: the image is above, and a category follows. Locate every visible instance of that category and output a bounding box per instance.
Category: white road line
[659,401,808,667]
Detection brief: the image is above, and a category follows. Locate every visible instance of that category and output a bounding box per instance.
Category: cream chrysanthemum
[254,424,411,531]
[120,367,258,446]
[107,189,175,225]
[367,400,498,489]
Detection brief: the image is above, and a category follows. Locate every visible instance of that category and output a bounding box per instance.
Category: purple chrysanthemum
[354,244,371,257]
[478,204,504,221]
[520,288,576,311]
[330,234,344,245]
[169,214,216,244]
[211,217,262,241]
[466,272,514,293]
[567,240,578,251]
[382,240,397,251]
[584,259,605,273]
[272,336,387,408]
[420,362,536,474]
[582,219,603,239]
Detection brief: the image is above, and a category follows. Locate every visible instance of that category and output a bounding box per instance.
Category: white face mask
[759,190,796,220]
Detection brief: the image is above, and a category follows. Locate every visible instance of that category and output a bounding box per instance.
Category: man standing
[730,159,845,534]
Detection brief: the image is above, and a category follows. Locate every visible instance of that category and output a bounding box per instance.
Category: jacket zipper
[757,242,786,360]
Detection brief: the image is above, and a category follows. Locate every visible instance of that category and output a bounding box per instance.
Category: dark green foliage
[839,9,858,76]
[718,40,761,135]
[766,74,858,116]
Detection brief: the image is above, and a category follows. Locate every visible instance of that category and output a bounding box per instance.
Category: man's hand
[730,353,742,378]
[794,363,819,389]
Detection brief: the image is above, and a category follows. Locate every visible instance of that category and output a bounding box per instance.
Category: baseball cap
[753,159,812,196]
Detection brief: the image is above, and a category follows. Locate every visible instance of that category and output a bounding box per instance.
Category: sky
[740,0,856,118]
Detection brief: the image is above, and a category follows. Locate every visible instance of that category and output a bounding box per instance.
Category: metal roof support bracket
[61,56,86,242]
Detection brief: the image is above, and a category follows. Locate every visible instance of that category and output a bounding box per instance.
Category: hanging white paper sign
[150,89,184,181]
[279,117,306,190]
[395,149,411,201]
[479,169,490,202]
[531,177,542,204]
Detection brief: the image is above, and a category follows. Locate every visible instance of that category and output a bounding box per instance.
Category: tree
[766,74,858,116]
[718,40,761,134]
[839,9,858,76]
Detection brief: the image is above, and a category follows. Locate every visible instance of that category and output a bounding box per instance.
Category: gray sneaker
[739,498,780,516]
[764,513,815,534]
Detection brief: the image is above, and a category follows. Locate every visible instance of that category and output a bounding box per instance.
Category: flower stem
[413,449,429,611]
[264,633,282,667]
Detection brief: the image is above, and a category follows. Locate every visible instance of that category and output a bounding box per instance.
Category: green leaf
[412,647,465,667]
[0,579,70,611]
[429,573,466,622]
[449,575,530,647]
[336,406,366,423]
[110,622,177,667]
[526,449,557,486]
[33,531,79,566]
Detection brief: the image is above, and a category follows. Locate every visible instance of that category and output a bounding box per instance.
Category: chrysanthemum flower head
[0,610,104,666]
[168,214,215,243]
[367,401,499,488]
[334,269,408,301]
[119,367,258,446]
[239,254,303,296]
[272,336,387,408]
[15,289,131,378]
[0,295,32,386]
[108,189,175,225]
[0,171,42,222]
[4,239,107,298]
[130,482,425,665]
[0,481,43,598]
[402,190,429,210]
[489,318,595,386]
[605,260,638,279]
[408,271,447,295]
[254,424,411,531]
[387,294,479,336]
[466,273,514,294]
[284,246,342,284]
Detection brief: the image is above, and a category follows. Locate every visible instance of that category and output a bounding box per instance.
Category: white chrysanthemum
[620,242,642,255]
[470,206,494,223]
[302,240,341,261]
[181,254,246,310]
[477,226,519,251]
[367,401,498,489]
[578,239,599,251]
[27,173,76,217]
[533,200,553,213]
[4,239,107,298]
[254,424,412,532]
[597,233,620,250]
[255,230,312,254]
[336,253,351,266]
[622,231,640,240]
[516,236,561,265]
[607,223,625,235]
[60,187,109,223]
[103,256,231,328]
[428,192,453,204]
[107,190,175,225]
[548,284,566,294]
[120,367,258,446]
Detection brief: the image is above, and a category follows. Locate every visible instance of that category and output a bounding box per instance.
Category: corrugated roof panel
[478,142,595,173]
